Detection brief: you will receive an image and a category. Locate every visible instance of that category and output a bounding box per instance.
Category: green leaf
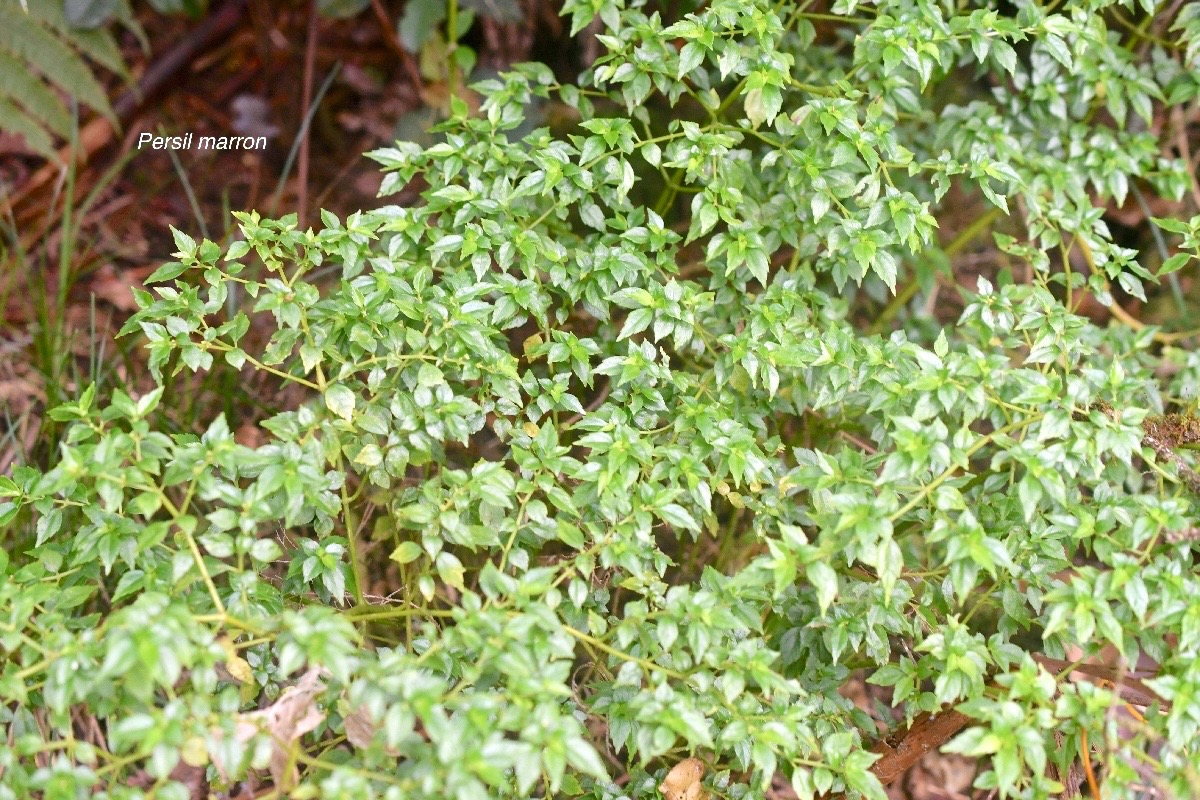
[808,561,838,614]
[399,0,446,53]
[658,503,699,531]
[1159,252,1190,276]
[436,551,465,591]
[390,541,423,564]
[63,0,117,28]
[564,736,609,780]
[170,226,197,256]
[1152,216,1191,234]
[325,384,356,420]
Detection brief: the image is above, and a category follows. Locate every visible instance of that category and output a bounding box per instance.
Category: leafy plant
[4,2,1200,800]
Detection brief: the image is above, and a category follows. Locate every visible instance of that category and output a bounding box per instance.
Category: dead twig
[869,709,972,786]
[1032,655,1164,710]
[856,654,1169,791]
[370,0,425,89]
[298,0,320,229]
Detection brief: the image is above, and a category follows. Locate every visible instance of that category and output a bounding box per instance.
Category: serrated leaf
[0,8,116,124]
[145,261,189,284]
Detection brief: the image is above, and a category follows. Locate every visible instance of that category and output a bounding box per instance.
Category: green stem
[347,607,456,622]
[183,524,226,614]
[888,414,1044,523]
[340,475,367,607]
[562,624,686,680]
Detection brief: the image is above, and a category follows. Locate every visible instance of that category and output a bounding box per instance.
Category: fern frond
[0,3,115,121]
[0,98,55,158]
[0,51,72,138]
[23,0,130,79]
[0,0,142,161]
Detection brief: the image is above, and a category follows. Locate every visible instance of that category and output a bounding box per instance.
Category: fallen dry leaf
[341,704,401,756]
[128,760,208,796]
[902,750,976,800]
[0,376,45,412]
[89,263,143,311]
[210,666,329,791]
[342,705,377,751]
[230,94,281,140]
[215,636,254,684]
[235,420,265,448]
[660,757,707,800]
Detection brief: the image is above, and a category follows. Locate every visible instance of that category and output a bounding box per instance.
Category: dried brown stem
[371,0,425,88]
[297,0,320,229]
[869,709,972,786]
[856,655,1168,791]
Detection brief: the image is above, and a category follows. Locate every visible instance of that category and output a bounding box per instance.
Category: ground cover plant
[3,1,1200,799]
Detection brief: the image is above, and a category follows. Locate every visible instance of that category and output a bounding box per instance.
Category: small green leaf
[1159,252,1190,276]
[390,541,423,564]
[399,0,446,52]
[659,503,699,531]
[808,561,838,614]
[325,384,356,420]
[436,551,465,591]
[145,262,189,284]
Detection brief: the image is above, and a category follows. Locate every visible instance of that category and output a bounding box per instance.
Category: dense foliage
[4,1,1200,799]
